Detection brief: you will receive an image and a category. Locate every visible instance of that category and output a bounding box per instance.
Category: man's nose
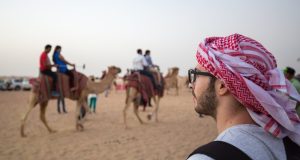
[189,83,194,89]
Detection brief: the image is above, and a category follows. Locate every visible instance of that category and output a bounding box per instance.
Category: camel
[20,66,121,137]
[164,67,179,95]
[123,68,163,128]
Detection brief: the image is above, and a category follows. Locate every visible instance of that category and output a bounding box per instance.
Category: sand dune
[0,88,217,160]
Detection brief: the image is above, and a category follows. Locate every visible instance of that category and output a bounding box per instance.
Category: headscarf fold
[196,34,300,145]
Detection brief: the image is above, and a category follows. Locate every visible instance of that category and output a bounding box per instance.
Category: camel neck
[89,73,115,94]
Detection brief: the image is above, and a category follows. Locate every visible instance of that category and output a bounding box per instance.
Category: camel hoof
[76,123,84,131]
[21,133,27,138]
[49,129,57,133]
[147,114,152,120]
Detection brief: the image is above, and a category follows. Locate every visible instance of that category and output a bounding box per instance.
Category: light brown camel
[123,69,163,129]
[20,66,121,137]
[164,67,179,95]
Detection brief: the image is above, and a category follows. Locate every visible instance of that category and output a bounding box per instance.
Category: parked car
[2,79,12,90]
[4,79,23,90]
[22,79,32,91]
[0,80,5,90]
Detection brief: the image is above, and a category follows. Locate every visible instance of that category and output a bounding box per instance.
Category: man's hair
[45,44,52,50]
[145,50,150,55]
[285,67,296,76]
[209,76,217,88]
[137,49,142,54]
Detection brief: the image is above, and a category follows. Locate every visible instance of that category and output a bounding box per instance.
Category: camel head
[108,66,122,76]
[172,67,179,75]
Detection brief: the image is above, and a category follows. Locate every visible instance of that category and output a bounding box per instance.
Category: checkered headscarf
[196,34,300,145]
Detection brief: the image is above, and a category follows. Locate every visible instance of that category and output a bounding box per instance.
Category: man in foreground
[187,34,300,160]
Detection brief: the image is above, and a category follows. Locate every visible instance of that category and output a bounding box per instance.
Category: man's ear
[215,79,228,96]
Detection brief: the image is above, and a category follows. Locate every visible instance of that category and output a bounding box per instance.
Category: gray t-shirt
[188,124,286,160]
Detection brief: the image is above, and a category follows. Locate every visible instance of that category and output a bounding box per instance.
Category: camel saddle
[31,70,88,102]
[125,71,164,105]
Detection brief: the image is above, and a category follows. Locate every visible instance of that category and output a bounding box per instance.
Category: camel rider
[52,45,76,91]
[144,50,153,68]
[133,49,158,89]
[39,44,59,96]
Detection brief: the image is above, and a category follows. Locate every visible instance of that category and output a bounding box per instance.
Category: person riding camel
[133,49,158,89]
[144,50,153,68]
[39,44,59,96]
[52,45,76,91]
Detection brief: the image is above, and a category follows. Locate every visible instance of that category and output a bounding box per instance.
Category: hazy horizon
[1,0,300,77]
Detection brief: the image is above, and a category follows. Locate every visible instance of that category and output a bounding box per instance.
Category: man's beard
[193,80,218,119]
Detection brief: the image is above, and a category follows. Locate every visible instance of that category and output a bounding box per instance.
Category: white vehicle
[22,79,32,91]
[0,80,5,90]
[5,79,23,90]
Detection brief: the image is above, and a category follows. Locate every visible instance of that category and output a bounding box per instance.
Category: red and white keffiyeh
[196,34,300,145]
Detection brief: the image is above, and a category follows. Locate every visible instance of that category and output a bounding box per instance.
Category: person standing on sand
[284,66,300,93]
[187,34,300,160]
[88,76,98,113]
[57,95,67,114]
[284,66,300,116]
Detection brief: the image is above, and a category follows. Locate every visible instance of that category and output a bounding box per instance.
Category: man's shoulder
[188,125,285,160]
[291,78,300,86]
[40,52,47,57]
[133,55,143,60]
[40,52,46,59]
[215,124,285,159]
[216,124,277,144]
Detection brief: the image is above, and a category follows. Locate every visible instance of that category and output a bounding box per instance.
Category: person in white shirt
[132,49,158,89]
[88,93,98,113]
[87,76,98,113]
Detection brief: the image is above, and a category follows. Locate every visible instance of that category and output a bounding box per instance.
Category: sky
[0,0,300,77]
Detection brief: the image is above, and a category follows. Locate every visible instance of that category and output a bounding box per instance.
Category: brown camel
[164,67,179,95]
[20,66,121,137]
[123,69,163,129]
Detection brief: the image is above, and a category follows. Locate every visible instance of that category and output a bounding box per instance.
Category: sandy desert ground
[0,87,217,160]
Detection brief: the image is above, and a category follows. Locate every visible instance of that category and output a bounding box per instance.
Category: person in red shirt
[39,44,59,96]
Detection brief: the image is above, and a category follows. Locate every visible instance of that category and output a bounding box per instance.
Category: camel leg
[133,100,144,124]
[123,97,131,129]
[154,97,160,122]
[123,87,137,129]
[75,100,84,131]
[148,96,160,122]
[20,92,39,137]
[40,101,56,133]
[176,80,179,96]
[81,98,89,119]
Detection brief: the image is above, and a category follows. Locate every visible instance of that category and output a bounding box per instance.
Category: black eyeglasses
[188,68,214,84]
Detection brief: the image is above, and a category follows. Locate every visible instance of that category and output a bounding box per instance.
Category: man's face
[284,72,293,80]
[45,48,51,53]
[191,65,218,118]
